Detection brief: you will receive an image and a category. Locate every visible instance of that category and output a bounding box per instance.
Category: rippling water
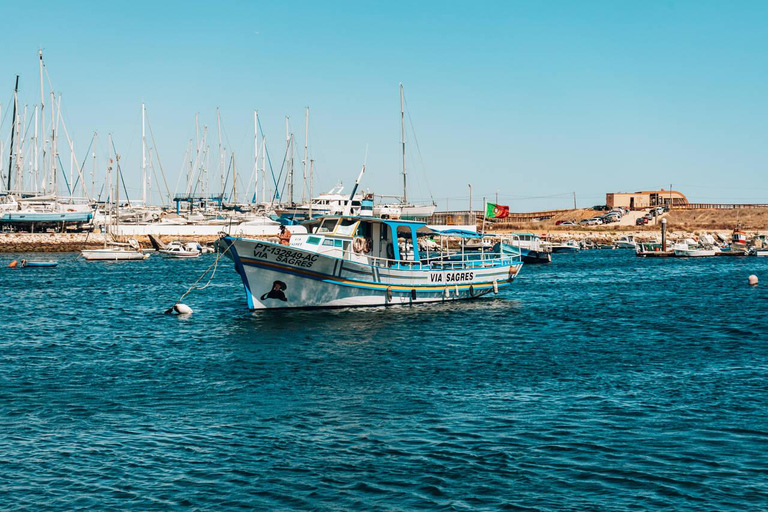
[2,250,767,510]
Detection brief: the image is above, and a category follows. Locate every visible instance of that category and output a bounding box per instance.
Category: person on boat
[278,225,292,246]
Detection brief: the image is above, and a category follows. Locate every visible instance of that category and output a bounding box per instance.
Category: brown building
[606,190,688,210]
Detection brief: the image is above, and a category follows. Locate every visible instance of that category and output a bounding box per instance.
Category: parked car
[636,217,649,226]
[556,220,576,226]
[592,205,610,211]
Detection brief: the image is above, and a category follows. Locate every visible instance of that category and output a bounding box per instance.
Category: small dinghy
[10,259,59,268]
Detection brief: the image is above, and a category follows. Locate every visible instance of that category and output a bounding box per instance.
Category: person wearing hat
[261,280,287,301]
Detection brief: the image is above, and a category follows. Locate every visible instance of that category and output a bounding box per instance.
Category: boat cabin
[293,216,434,267]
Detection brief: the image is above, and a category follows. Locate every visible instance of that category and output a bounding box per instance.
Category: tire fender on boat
[386,286,393,303]
[410,289,417,301]
[493,280,499,294]
[469,285,476,297]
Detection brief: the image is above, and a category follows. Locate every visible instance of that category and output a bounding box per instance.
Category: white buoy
[748,275,758,286]
[174,303,193,315]
[493,280,499,294]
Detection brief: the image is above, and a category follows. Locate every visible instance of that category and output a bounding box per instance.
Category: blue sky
[2,1,768,210]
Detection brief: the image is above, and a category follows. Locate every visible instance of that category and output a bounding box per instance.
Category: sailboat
[81,139,148,261]
[372,84,436,220]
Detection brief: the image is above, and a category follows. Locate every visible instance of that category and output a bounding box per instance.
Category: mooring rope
[165,239,234,314]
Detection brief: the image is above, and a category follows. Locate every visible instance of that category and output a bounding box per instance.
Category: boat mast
[33,105,39,192]
[38,49,46,191]
[114,137,120,239]
[217,107,223,205]
[91,131,97,200]
[302,107,309,204]
[231,153,237,204]
[49,90,56,195]
[285,116,292,205]
[141,103,147,205]
[253,110,258,204]
[6,75,19,192]
[261,136,267,205]
[309,159,314,218]
[400,83,407,204]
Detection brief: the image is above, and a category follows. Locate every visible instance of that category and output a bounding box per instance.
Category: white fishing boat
[614,235,637,249]
[159,241,202,259]
[550,239,580,253]
[218,214,523,310]
[673,239,718,257]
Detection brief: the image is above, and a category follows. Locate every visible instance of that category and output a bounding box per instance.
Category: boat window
[334,219,359,237]
[306,236,321,245]
[396,226,416,261]
[334,239,343,248]
[317,218,338,233]
[322,239,335,247]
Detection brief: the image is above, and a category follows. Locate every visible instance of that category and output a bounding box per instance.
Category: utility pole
[468,183,472,213]
[573,191,577,210]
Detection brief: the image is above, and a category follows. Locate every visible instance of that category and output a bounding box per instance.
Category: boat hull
[674,249,717,257]
[159,250,200,259]
[22,261,58,267]
[81,249,148,261]
[222,237,522,310]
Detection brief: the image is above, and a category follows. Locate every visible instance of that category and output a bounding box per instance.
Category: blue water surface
[1,250,767,510]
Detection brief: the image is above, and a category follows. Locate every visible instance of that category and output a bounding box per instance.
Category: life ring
[364,238,373,253]
[353,237,366,253]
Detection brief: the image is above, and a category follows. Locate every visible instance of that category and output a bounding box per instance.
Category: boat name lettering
[429,271,475,283]
[253,244,319,268]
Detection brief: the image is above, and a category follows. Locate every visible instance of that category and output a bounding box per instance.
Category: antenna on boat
[400,83,407,204]
[344,145,368,216]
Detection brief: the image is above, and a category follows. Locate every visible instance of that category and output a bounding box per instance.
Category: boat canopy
[302,215,484,239]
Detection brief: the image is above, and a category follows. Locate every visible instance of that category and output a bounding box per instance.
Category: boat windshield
[335,219,359,237]
[316,218,338,233]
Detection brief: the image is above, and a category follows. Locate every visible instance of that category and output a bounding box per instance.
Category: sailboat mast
[231,153,237,204]
[217,107,224,205]
[33,105,39,192]
[6,75,19,192]
[400,83,407,204]
[302,107,309,203]
[261,136,266,204]
[38,50,45,189]
[285,116,292,205]
[92,131,97,200]
[141,103,147,205]
[49,91,56,195]
[253,110,258,204]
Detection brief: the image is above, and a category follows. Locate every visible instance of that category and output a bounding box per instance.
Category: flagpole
[481,197,486,235]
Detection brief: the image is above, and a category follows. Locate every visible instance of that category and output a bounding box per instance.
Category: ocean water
[1,250,767,510]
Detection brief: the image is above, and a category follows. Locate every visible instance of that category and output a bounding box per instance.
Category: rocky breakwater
[0,232,279,253]
[0,233,110,253]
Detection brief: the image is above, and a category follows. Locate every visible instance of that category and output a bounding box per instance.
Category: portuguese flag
[485,202,509,219]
